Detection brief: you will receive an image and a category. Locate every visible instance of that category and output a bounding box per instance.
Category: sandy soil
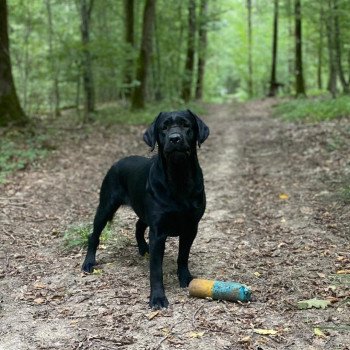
[0,101,349,350]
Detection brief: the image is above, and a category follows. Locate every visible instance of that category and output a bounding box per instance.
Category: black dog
[82,110,209,309]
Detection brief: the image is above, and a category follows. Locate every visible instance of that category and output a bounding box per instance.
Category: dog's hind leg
[135,219,149,256]
[82,174,122,273]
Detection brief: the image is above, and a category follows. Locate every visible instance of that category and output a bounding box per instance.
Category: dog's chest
[156,200,204,236]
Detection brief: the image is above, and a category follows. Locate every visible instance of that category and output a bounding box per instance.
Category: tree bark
[326,0,337,98]
[123,0,134,98]
[195,0,208,100]
[333,0,349,93]
[246,0,253,98]
[294,0,306,96]
[131,0,156,109]
[181,0,196,103]
[80,0,95,120]
[46,0,60,116]
[317,3,324,90]
[268,0,279,97]
[0,0,27,126]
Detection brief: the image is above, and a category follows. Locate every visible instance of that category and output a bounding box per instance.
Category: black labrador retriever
[82,110,209,309]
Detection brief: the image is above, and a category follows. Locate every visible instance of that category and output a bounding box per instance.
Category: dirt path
[1,101,349,350]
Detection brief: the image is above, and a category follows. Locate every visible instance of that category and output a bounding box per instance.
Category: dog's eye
[161,125,168,131]
[183,123,190,128]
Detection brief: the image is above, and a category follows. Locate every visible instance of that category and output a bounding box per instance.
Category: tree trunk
[175,2,184,96]
[80,0,95,120]
[181,0,196,103]
[46,0,60,116]
[317,3,324,90]
[246,0,253,98]
[154,14,163,101]
[286,0,294,93]
[195,0,208,100]
[123,0,134,98]
[268,0,279,97]
[131,0,156,109]
[333,0,349,93]
[326,0,337,98]
[294,0,306,96]
[0,0,27,126]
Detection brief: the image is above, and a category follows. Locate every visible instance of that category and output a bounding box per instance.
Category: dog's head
[143,110,209,160]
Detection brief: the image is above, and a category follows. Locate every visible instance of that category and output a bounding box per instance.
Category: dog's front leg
[149,230,168,309]
[177,226,197,287]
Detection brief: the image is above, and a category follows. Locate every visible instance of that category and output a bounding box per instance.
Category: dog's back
[102,155,153,220]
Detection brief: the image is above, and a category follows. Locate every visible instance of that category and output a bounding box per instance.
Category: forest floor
[0,100,350,350]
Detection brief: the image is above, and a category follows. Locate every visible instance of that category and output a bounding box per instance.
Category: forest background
[0,0,350,179]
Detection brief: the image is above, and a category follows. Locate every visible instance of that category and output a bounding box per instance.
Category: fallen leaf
[162,327,170,335]
[148,310,160,320]
[33,282,46,289]
[240,336,251,343]
[279,193,289,200]
[253,329,278,336]
[188,331,205,338]
[314,328,327,338]
[297,298,331,310]
[33,297,45,304]
[253,271,261,277]
[92,269,103,275]
[336,270,350,275]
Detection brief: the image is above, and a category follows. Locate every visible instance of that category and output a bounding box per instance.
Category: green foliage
[340,185,350,204]
[6,0,350,111]
[93,101,207,126]
[62,222,111,251]
[274,96,350,122]
[0,131,48,183]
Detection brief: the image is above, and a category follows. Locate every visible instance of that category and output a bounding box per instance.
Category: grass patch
[340,185,350,204]
[0,130,49,184]
[93,100,207,125]
[274,96,350,122]
[62,222,111,251]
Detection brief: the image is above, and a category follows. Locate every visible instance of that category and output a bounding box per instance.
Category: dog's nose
[169,133,181,144]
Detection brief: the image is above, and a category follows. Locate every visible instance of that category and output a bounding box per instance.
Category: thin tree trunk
[131,0,156,109]
[317,4,324,90]
[333,0,349,93]
[123,0,134,98]
[195,0,208,100]
[46,0,60,116]
[286,0,294,93]
[294,0,306,96]
[0,0,28,126]
[175,2,184,96]
[268,0,279,97]
[326,0,337,98]
[247,0,253,98]
[80,0,95,120]
[181,0,196,103]
[154,14,162,101]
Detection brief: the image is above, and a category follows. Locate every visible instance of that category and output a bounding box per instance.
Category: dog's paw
[82,260,95,273]
[149,294,169,309]
[178,269,193,288]
[138,243,149,256]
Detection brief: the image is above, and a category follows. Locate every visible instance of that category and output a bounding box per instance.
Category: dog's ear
[143,113,162,151]
[188,109,210,147]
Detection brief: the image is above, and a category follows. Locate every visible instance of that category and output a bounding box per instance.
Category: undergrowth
[93,101,206,125]
[62,222,111,251]
[0,130,49,184]
[274,96,350,122]
[0,101,206,183]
